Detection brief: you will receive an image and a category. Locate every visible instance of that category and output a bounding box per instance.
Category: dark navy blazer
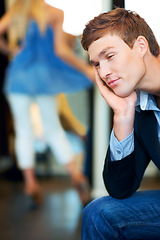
[103,110,160,199]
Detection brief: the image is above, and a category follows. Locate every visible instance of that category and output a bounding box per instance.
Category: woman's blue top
[3,20,92,95]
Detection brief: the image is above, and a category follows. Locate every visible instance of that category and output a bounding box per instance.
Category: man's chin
[114,91,132,98]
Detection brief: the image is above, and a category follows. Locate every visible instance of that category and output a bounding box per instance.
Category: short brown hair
[81,8,159,57]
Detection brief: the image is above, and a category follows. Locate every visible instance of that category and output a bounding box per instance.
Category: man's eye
[107,54,114,59]
[94,63,99,68]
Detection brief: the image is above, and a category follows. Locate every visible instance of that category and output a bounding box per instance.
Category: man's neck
[137,54,160,96]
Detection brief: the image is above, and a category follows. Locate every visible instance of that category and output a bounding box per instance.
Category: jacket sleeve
[103,134,150,199]
[103,150,136,199]
[103,110,158,199]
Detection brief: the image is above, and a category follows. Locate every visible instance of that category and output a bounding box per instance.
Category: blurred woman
[0,0,94,205]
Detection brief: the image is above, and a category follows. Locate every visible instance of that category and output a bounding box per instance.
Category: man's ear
[135,36,148,57]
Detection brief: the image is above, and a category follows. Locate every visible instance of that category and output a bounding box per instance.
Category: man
[81,8,160,239]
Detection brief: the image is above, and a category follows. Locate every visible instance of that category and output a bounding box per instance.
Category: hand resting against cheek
[94,68,137,141]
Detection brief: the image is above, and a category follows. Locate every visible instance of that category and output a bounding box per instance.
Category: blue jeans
[82,190,160,239]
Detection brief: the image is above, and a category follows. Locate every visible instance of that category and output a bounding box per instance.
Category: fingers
[94,68,114,101]
[94,68,106,93]
[94,68,129,111]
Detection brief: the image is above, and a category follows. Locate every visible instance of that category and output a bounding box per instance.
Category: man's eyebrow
[99,47,114,58]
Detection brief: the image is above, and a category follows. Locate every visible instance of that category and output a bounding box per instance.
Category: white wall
[125,0,160,44]
[91,0,112,198]
[45,0,102,36]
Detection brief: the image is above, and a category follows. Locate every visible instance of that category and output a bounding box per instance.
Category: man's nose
[99,62,111,80]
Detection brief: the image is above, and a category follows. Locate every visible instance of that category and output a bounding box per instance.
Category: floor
[0,166,83,240]
[0,163,160,240]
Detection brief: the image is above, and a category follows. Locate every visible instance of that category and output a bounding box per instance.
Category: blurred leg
[37,95,90,203]
[7,94,42,203]
[36,95,74,164]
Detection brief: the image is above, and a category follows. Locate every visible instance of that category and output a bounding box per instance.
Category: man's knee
[82,198,105,239]
[82,196,110,229]
[82,196,118,240]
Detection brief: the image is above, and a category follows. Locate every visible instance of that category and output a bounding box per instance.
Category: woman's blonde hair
[8,0,47,46]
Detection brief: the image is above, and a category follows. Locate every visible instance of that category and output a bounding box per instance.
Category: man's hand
[95,69,137,141]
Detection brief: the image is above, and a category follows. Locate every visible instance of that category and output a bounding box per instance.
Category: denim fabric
[7,94,74,169]
[82,190,160,239]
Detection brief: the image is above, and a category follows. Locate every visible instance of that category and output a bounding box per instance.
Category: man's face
[88,34,146,97]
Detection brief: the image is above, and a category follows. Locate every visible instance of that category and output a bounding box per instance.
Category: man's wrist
[110,130,134,161]
[113,114,134,141]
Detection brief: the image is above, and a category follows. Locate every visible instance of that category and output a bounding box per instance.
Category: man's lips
[108,78,120,87]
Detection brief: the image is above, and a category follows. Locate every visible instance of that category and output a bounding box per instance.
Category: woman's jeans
[7,94,74,169]
[82,190,160,239]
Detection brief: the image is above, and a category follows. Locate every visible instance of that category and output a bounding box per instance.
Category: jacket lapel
[138,111,160,169]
